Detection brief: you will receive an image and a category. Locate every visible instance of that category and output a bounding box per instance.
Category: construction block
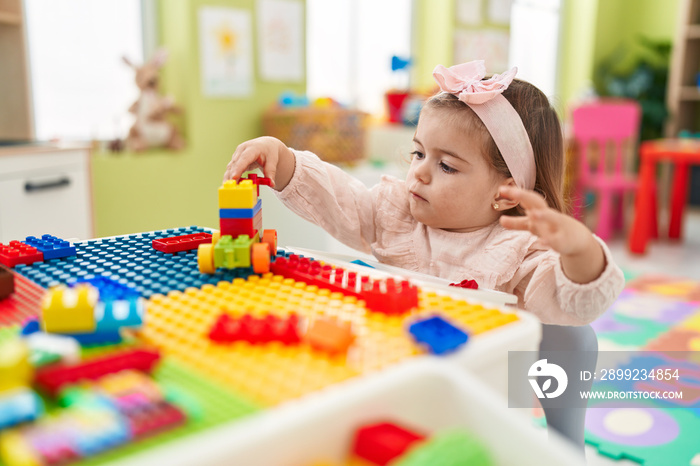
[304,318,354,354]
[408,316,469,355]
[40,284,98,334]
[0,241,43,268]
[214,234,257,269]
[219,179,258,209]
[271,255,363,299]
[127,401,187,439]
[353,422,426,465]
[0,430,44,466]
[25,332,81,366]
[152,232,212,253]
[65,329,123,346]
[220,209,263,238]
[220,198,262,219]
[34,348,161,395]
[71,275,140,300]
[240,173,273,196]
[272,255,417,314]
[362,278,419,315]
[0,338,33,393]
[0,267,13,300]
[449,279,479,289]
[209,313,300,345]
[97,299,145,329]
[0,389,44,430]
[23,234,76,260]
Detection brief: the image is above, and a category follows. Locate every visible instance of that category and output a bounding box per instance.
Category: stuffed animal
[123,49,184,151]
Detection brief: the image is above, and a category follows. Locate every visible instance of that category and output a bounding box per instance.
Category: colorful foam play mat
[585,273,700,465]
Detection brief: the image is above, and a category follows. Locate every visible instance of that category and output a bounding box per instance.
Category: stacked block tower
[198,175,277,274]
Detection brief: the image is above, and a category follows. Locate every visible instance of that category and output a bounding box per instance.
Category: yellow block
[0,339,33,393]
[40,284,97,334]
[219,179,258,209]
[0,430,42,466]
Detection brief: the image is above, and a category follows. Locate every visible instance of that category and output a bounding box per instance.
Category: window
[306,0,413,115]
[24,0,150,141]
[508,0,562,99]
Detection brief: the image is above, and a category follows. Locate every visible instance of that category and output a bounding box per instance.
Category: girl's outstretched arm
[498,186,606,284]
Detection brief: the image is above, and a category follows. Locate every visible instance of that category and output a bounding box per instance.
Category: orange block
[304,318,354,354]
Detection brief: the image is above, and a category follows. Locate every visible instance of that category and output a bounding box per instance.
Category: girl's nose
[413,162,431,184]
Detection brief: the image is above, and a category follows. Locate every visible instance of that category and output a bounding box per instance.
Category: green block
[214,235,255,269]
[392,429,494,466]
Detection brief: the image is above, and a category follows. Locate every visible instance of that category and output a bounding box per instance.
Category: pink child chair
[571,100,641,240]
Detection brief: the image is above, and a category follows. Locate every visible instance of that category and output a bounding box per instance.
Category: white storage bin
[110,359,582,466]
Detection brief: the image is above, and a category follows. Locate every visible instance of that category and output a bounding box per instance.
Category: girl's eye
[410,150,424,160]
[440,162,457,174]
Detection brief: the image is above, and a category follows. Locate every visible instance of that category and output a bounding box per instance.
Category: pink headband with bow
[433,60,536,190]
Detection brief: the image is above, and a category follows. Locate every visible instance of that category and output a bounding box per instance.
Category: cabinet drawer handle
[24,177,71,192]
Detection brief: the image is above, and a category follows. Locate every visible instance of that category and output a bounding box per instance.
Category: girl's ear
[494,178,519,210]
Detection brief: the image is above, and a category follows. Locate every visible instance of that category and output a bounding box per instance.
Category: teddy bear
[122,49,184,151]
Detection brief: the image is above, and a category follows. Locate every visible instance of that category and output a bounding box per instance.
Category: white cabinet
[0,145,94,242]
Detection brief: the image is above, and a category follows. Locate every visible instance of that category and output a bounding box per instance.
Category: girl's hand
[223,136,295,190]
[498,186,605,283]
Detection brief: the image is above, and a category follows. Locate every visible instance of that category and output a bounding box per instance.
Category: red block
[220,210,263,237]
[353,422,426,465]
[128,402,186,439]
[152,232,212,253]
[449,279,479,289]
[240,174,273,196]
[0,241,43,268]
[362,278,418,315]
[35,348,161,395]
[209,313,300,345]
[270,255,418,315]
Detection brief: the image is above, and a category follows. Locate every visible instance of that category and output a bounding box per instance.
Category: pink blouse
[276,150,625,325]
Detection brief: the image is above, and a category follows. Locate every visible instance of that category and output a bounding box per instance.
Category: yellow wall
[92,0,306,237]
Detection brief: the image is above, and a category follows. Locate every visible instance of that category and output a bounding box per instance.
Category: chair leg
[539,324,598,456]
[596,190,612,240]
[669,163,689,239]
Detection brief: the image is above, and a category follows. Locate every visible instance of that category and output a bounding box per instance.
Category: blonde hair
[423,79,565,215]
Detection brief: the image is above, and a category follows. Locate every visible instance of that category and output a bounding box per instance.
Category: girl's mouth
[411,192,427,202]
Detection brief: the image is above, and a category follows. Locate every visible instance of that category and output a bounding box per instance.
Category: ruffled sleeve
[506,235,625,325]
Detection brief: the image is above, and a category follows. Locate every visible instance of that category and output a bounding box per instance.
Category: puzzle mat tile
[585,401,700,466]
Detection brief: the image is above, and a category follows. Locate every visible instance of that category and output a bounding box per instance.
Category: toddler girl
[223,60,624,325]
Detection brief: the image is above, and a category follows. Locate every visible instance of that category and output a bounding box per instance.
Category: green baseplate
[0,330,261,466]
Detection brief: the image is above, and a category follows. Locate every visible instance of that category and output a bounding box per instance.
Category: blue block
[24,234,77,260]
[70,275,140,300]
[0,389,44,429]
[21,318,41,336]
[96,298,144,331]
[408,316,469,355]
[350,259,375,269]
[66,330,122,346]
[219,199,262,219]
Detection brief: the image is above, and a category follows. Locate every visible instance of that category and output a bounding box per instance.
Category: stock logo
[528,359,568,399]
